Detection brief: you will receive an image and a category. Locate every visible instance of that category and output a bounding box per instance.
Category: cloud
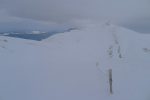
[0,0,150,32]
[122,16,150,33]
[0,10,72,33]
[1,0,149,22]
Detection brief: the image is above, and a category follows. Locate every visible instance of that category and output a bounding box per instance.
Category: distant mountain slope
[0,22,150,100]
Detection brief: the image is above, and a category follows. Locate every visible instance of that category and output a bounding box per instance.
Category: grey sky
[0,0,150,33]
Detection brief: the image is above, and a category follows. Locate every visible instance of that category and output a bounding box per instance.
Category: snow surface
[0,22,150,100]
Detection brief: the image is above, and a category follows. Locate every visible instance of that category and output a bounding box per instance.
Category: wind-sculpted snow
[0,22,150,100]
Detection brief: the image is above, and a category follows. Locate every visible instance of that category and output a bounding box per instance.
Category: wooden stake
[109,69,113,94]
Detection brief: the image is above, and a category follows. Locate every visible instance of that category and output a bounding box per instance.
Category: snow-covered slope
[0,22,150,100]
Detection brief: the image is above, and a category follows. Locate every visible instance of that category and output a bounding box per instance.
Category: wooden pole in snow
[109,69,113,94]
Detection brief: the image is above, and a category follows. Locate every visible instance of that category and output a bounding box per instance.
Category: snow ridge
[0,22,150,100]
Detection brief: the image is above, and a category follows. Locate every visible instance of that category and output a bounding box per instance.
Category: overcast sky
[0,0,150,33]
